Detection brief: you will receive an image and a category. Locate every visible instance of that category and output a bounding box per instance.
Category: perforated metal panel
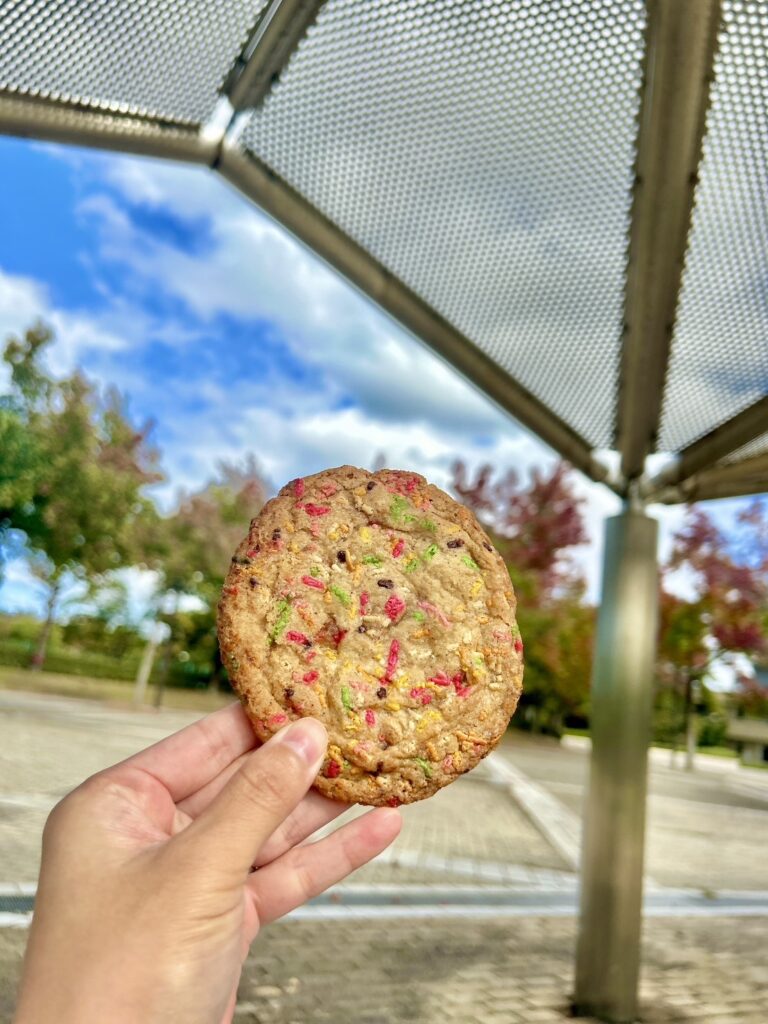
[0,0,265,125]
[243,0,645,449]
[660,0,768,452]
[721,431,768,465]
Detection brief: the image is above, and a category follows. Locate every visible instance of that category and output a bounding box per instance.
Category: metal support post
[574,508,659,1023]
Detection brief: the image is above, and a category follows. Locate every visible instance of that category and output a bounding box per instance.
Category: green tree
[1,323,162,668]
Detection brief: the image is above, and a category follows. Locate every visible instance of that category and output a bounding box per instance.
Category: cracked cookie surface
[218,466,523,805]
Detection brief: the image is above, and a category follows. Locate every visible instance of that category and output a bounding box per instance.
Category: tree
[658,502,768,768]
[1,323,162,669]
[452,460,593,734]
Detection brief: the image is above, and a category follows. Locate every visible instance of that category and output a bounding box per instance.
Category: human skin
[14,706,401,1024]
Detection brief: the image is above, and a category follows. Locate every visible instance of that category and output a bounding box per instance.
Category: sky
[0,135,759,663]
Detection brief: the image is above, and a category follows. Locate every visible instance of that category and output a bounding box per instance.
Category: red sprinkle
[392,538,405,558]
[302,503,331,517]
[410,687,433,705]
[333,628,347,648]
[269,713,287,726]
[302,670,319,684]
[453,672,471,698]
[514,638,524,654]
[386,796,402,807]
[326,760,342,779]
[302,575,326,590]
[360,591,370,615]
[286,630,311,646]
[384,639,400,682]
[384,594,406,622]
[442,754,454,772]
[305,650,317,662]
[246,546,260,558]
[319,482,339,497]
[428,671,451,687]
[294,478,305,499]
[224,586,238,595]
[405,476,419,493]
[365,709,376,727]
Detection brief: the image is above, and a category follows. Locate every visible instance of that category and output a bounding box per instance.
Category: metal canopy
[0,0,765,504]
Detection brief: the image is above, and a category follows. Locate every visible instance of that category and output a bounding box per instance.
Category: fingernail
[277,718,327,766]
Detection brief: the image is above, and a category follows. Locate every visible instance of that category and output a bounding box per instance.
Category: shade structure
[1,2,766,1023]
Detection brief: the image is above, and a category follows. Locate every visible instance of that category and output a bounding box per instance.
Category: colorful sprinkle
[341,686,354,711]
[462,555,481,571]
[360,591,370,615]
[224,585,238,595]
[384,594,406,622]
[412,610,427,622]
[302,503,331,517]
[269,599,291,642]
[294,478,305,499]
[386,796,402,807]
[269,713,287,726]
[286,630,312,647]
[422,543,439,562]
[246,546,261,557]
[428,672,451,687]
[301,575,326,590]
[453,672,472,698]
[442,754,455,772]
[419,519,437,532]
[319,482,339,497]
[392,538,405,558]
[362,555,382,566]
[330,585,351,607]
[410,687,433,706]
[326,760,342,779]
[415,757,433,779]
[365,709,376,727]
[390,496,410,521]
[514,637,524,654]
[384,639,400,682]
[404,557,420,574]
[418,600,451,627]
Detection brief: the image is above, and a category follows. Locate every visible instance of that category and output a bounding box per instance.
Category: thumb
[177,717,328,878]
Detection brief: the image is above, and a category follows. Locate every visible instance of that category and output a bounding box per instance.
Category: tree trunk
[133,634,159,705]
[30,582,59,672]
[682,673,695,772]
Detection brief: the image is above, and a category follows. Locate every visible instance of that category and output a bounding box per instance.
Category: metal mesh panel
[243,0,645,449]
[0,0,265,125]
[659,0,768,452]
[721,431,768,465]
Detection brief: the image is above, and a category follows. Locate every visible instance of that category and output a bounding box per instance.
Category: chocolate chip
[376,687,387,699]
[377,578,394,589]
[337,550,347,563]
[447,539,464,548]
[284,688,295,699]
[303,638,313,647]
[232,555,251,565]
[272,528,282,541]
[357,624,367,633]
[374,761,385,775]
[366,481,376,491]
[249,577,259,589]
[483,542,493,551]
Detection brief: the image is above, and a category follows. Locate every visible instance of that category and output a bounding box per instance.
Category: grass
[0,666,233,714]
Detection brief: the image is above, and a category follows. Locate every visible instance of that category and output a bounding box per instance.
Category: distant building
[727,717,768,766]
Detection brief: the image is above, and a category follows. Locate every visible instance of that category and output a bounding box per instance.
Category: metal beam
[217,142,616,489]
[644,396,768,495]
[616,0,721,482]
[223,0,327,112]
[650,451,768,503]
[0,91,216,164]
[574,508,659,1023]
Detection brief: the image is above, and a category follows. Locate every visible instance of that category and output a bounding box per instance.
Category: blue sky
[0,134,758,632]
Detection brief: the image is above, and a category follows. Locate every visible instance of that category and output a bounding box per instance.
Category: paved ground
[1,690,768,1022]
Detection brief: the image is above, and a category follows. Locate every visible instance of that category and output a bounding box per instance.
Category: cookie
[217,466,523,805]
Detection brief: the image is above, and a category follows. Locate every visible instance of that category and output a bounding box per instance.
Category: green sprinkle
[311,564,323,576]
[420,518,437,532]
[422,543,439,562]
[415,757,433,779]
[330,585,351,607]
[390,496,410,521]
[362,555,382,566]
[269,599,291,643]
[228,656,240,673]
[402,513,417,523]
[462,555,481,572]
[412,610,427,622]
[473,653,485,668]
[404,557,420,574]
[341,686,354,712]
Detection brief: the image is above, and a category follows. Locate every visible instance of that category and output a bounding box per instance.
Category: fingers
[175,718,328,878]
[248,807,402,924]
[118,703,257,802]
[178,758,349,865]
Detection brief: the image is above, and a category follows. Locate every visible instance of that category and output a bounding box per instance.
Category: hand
[14,705,401,1024]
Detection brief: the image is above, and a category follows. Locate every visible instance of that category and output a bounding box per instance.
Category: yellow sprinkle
[340,523,351,536]
[360,527,372,543]
[386,701,401,712]
[446,523,460,533]
[290,542,300,553]
[453,604,466,616]
[411,628,428,639]
[355,486,366,497]
[417,708,443,733]
[344,712,362,733]
[328,525,341,541]
[323,592,332,604]
[328,743,343,761]
[325,650,338,662]
[471,579,484,598]
[285,521,295,534]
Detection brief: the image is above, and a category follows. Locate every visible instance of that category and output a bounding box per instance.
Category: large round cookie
[218,466,523,805]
